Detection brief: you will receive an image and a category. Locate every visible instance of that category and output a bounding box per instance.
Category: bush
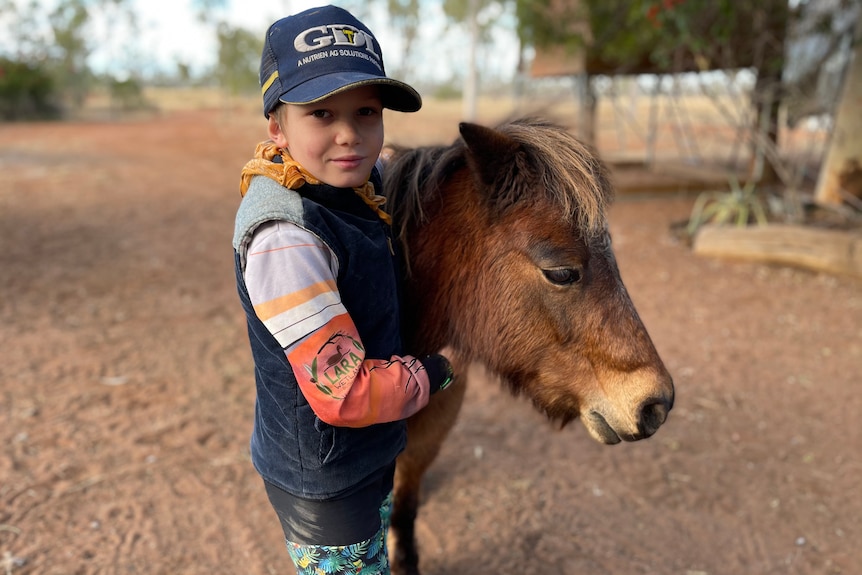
[109,77,149,112]
[431,82,462,100]
[0,58,60,121]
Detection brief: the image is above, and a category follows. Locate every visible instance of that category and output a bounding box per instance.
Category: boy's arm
[244,220,446,428]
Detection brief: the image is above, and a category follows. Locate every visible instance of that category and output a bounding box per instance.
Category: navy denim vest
[233,171,407,499]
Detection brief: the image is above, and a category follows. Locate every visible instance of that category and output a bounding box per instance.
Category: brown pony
[382,118,674,575]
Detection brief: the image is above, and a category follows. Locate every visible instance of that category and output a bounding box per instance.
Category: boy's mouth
[332,155,365,170]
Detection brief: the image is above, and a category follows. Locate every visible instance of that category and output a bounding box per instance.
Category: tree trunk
[462,0,479,121]
[814,10,862,206]
[576,73,596,146]
[748,0,789,186]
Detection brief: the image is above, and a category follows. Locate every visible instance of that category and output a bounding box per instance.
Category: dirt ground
[1,106,860,575]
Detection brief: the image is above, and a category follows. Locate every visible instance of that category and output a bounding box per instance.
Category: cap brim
[278,72,422,112]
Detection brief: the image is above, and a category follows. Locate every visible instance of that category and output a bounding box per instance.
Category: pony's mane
[382,117,613,248]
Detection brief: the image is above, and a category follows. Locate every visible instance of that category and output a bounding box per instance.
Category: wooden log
[693,224,862,279]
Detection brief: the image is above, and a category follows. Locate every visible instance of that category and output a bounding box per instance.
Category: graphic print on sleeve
[302,321,366,400]
[288,312,429,428]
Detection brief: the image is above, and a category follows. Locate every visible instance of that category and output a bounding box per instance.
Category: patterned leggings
[285,492,393,575]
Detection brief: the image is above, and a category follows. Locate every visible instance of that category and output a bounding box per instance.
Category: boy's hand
[435,346,459,392]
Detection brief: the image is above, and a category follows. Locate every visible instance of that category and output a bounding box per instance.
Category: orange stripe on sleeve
[253,279,338,321]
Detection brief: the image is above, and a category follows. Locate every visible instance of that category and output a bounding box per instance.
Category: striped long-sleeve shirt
[244,219,433,428]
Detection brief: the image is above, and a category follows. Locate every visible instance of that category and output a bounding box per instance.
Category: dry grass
[134,86,826,171]
[141,87,580,147]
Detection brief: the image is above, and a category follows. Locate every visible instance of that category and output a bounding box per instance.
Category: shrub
[0,58,60,121]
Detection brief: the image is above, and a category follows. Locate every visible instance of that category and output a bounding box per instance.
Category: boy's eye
[311,109,330,118]
[358,106,379,117]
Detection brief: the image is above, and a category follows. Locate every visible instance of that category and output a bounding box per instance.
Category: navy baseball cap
[260,5,422,117]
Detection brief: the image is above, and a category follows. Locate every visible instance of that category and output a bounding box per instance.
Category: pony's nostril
[638,400,669,437]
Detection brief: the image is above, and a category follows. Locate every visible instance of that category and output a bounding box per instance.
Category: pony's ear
[459,122,521,187]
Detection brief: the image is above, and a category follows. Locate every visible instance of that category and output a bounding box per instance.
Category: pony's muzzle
[586,391,674,444]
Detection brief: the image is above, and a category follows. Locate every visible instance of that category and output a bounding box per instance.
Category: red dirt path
[1,109,860,575]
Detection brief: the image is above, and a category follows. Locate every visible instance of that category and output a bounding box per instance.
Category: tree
[1,0,49,61]
[516,0,792,178]
[0,56,59,120]
[191,0,228,24]
[48,0,91,108]
[214,22,263,98]
[1,0,135,114]
[516,0,781,73]
[815,7,862,207]
[385,0,421,80]
[442,0,508,119]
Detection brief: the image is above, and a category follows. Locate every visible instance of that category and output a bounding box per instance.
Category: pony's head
[385,118,673,444]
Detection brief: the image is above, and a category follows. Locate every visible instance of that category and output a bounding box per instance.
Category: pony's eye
[543,267,581,285]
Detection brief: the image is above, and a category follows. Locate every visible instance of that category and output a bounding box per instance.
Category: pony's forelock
[498,118,613,238]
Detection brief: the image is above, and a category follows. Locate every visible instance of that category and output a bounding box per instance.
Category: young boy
[232,5,456,574]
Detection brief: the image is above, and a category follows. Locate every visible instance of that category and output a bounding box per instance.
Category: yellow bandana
[239,141,391,225]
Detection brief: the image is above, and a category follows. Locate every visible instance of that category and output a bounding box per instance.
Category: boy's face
[269,86,385,189]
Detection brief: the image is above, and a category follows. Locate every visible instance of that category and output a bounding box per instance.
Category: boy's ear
[267,115,288,148]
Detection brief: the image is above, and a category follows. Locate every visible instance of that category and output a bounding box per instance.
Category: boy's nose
[335,121,361,145]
